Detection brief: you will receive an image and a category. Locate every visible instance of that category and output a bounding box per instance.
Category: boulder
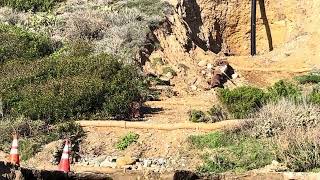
[116,156,137,168]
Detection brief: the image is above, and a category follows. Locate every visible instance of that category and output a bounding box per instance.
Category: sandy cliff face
[145,0,320,89]
[158,0,319,56]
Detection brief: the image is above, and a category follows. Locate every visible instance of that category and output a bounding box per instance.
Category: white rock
[190,85,197,91]
[100,159,117,168]
[166,72,174,79]
[157,158,166,166]
[231,73,239,79]
[207,63,213,70]
[143,159,152,168]
[198,60,207,67]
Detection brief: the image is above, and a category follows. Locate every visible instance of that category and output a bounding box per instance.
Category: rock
[231,72,239,79]
[94,162,100,167]
[165,72,174,79]
[198,60,207,67]
[123,165,133,170]
[190,85,197,91]
[116,156,137,168]
[159,75,171,82]
[157,158,166,166]
[135,162,143,170]
[207,63,213,70]
[143,159,152,168]
[95,155,107,164]
[100,159,116,168]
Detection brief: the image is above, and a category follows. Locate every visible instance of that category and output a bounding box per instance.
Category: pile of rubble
[76,155,169,172]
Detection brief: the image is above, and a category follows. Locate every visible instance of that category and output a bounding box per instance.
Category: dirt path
[144,92,218,124]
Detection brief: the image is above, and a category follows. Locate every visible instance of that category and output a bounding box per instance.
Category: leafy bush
[189,132,275,173]
[296,73,320,84]
[188,110,206,123]
[0,24,54,63]
[267,80,301,101]
[218,86,266,119]
[116,132,139,150]
[0,0,63,12]
[1,52,150,121]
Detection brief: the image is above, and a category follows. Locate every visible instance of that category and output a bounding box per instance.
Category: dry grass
[246,99,320,171]
[251,98,320,138]
[275,127,320,171]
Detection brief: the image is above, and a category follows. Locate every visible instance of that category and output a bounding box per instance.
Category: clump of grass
[296,72,320,84]
[309,85,320,105]
[116,132,139,150]
[189,132,276,173]
[207,105,228,122]
[124,0,173,17]
[0,0,64,12]
[188,105,228,123]
[188,110,206,123]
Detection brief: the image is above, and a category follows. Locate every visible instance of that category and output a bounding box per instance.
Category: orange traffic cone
[58,140,71,173]
[9,134,20,165]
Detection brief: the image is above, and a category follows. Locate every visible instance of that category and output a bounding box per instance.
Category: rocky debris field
[77,155,168,173]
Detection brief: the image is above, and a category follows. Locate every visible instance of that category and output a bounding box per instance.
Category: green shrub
[0,0,63,12]
[267,80,301,101]
[188,110,206,123]
[296,73,320,84]
[0,24,54,63]
[1,53,150,121]
[190,132,275,173]
[116,132,139,150]
[218,86,266,119]
[207,105,228,122]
